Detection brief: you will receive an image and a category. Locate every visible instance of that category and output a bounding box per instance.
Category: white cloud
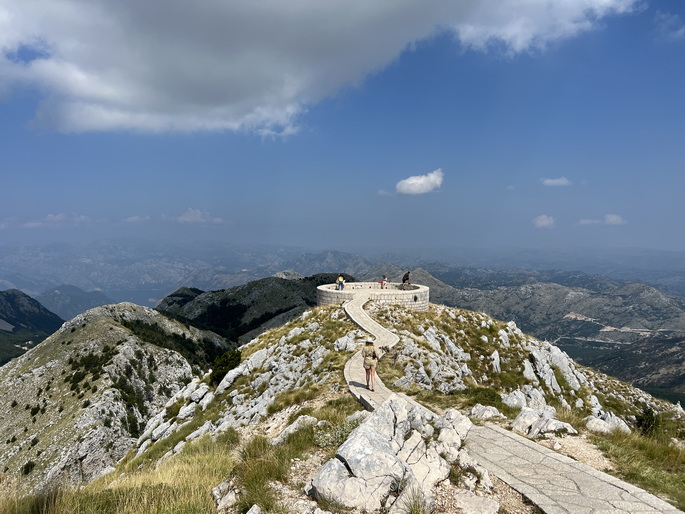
[396,168,444,195]
[177,208,223,224]
[655,11,685,40]
[23,212,90,228]
[0,216,18,229]
[0,1,640,133]
[532,214,555,228]
[542,177,572,186]
[603,213,626,225]
[124,215,150,223]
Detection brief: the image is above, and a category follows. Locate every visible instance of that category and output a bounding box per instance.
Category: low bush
[209,349,241,386]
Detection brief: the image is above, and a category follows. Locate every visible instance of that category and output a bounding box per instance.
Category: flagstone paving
[339,289,683,514]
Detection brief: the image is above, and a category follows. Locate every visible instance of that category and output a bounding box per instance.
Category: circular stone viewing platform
[317,282,429,311]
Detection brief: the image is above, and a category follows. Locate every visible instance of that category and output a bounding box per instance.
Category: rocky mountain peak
[0,302,228,494]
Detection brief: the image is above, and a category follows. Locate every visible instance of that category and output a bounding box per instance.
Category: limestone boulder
[469,404,505,421]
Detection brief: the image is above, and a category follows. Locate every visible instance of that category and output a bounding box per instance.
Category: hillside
[582,334,685,400]
[3,298,684,512]
[0,303,229,494]
[0,289,64,365]
[156,272,349,343]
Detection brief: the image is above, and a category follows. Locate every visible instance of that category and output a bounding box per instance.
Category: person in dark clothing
[402,271,411,290]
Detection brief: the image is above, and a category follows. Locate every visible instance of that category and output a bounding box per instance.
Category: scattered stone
[469,403,505,420]
[271,415,317,446]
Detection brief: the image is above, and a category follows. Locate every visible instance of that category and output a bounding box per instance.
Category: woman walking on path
[362,340,379,391]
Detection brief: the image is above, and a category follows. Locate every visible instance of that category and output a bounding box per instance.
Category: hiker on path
[336,274,345,290]
[402,271,411,290]
[362,340,379,391]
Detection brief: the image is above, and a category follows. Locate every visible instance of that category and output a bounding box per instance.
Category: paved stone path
[339,293,683,514]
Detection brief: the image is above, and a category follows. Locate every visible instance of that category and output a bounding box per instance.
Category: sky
[1,0,685,253]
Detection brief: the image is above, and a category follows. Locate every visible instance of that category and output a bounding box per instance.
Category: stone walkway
[340,294,683,514]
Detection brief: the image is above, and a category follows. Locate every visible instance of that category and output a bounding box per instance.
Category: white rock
[190,383,210,403]
[469,404,505,420]
[178,402,197,420]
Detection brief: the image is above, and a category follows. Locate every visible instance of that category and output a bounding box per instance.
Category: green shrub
[636,407,660,438]
[22,460,36,475]
[209,350,242,386]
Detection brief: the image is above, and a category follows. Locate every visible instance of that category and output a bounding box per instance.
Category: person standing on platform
[402,271,411,290]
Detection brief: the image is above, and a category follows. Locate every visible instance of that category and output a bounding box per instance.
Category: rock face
[0,302,226,494]
[306,395,489,512]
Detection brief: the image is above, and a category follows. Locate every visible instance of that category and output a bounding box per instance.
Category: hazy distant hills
[36,285,113,320]
[3,240,684,307]
[0,289,64,365]
[427,267,685,343]
[581,335,685,399]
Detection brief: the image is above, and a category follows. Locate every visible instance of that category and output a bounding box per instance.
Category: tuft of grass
[401,486,434,514]
[267,384,320,415]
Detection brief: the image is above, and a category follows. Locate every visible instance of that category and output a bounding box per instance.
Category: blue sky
[1,0,684,252]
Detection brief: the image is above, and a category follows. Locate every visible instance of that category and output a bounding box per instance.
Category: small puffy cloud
[0,1,641,134]
[177,208,223,224]
[604,213,626,225]
[532,214,555,228]
[396,168,444,195]
[655,11,685,40]
[542,177,572,187]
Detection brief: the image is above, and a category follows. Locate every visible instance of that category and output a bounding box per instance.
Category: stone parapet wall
[317,282,429,311]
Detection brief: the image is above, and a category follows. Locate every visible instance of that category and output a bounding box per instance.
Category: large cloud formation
[0,0,638,134]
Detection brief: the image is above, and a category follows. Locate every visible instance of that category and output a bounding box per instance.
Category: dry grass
[1,430,240,514]
[592,429,685,510]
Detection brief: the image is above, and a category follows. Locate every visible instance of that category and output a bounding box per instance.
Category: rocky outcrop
[306,395,492,512]
[374,303,651,437]
[135,307,365,459]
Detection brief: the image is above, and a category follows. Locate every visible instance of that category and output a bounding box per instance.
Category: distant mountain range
[2,240,685,305]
